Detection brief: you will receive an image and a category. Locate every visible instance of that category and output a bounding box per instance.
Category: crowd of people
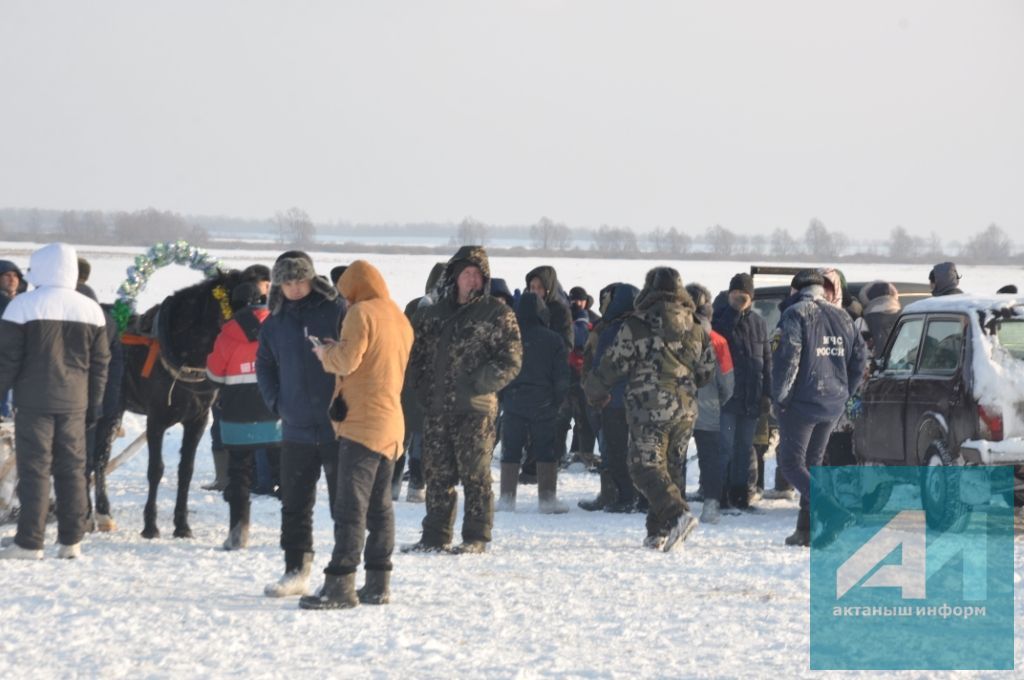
[0,242,1019,610]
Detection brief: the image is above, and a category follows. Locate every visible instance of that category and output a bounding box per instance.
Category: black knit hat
[729,273,754,296]
[791,269,825,290]
[569,286,588,302]
[330,265,348,286]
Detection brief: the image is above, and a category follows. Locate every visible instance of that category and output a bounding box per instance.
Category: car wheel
[919,440,969,533]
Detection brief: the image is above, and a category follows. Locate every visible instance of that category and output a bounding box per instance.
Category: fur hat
[729,273,754,296]
[272,252,316,285]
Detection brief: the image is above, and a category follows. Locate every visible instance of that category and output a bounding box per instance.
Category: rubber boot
[299,573,358,610]
[785,507,811,547]
[201,449,229,491]
[578,469,616,511]
[537,462,569,514]
[357,570,391,605]
[497,463,518,512]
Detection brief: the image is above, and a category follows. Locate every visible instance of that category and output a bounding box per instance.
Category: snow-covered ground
[0,243,1021,678]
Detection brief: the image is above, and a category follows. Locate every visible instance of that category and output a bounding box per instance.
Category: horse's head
[159,269,249,369]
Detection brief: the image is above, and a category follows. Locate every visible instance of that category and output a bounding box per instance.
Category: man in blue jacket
[772,270,867,547]
[257,251,345,596]
[712,273,771,511]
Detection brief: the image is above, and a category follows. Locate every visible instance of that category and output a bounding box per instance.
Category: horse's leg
[93,413,121,532]
[141,419,166,539]
[173,411,208,538]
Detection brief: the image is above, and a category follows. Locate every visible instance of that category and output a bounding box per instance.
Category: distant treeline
[0,207,1018,265]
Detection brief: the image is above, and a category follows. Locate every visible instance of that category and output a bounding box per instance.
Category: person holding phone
[256,251,346,597]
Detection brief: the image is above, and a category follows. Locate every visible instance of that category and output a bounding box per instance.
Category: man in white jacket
[0,243,110,560]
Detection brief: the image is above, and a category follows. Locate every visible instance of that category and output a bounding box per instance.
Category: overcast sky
[1,1,1021,239]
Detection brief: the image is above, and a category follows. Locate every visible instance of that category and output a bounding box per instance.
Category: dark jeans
[224,449,255,527]
[326,438,395,575]
[776,409,838,510]
[279,440,339,555]
[824,431,856,466]
[14,410,87,550]
[569,383,596,454]
[253,447,280,494]
[602,407,633,503]
[501,413,558,464]
[720,410,759,505]
[694,429,727,504]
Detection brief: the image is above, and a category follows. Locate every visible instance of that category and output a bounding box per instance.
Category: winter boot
[578,470,616,512]
[57,542,81,559]
[405,486,425,503]
[537,462,569,514]
[400,539,451,554]
[264,551,314,597]
[299,573,358,610]
[201,449,229,491]
[357,570,391,605]
[785,507,811,547]
[764,487,797,501]
[662,511,699,553]
[450,540,487,555]
[700,498,721,525]
[497,462,518,512]
[222,522,250,551]
[0,539,43,560]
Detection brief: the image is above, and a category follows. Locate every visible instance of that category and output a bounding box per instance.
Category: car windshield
[992,319,1024,360]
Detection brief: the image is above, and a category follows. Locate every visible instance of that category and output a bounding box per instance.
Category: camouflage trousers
[421,413,495,545]
[628,417,693,538]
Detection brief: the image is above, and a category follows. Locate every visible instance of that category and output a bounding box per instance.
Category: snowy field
[0,242,1022,678]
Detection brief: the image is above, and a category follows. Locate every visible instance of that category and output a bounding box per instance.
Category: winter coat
[0,260,24,318]
[0,244,110,417]
[695,326,734,432]
[525,265,574,349]
[401,261,447,434]
[408,246,523,417]
[256,280,345,444]
[859,281,901,353]
[771,285,868,421]
[501,292,569,420]
[207,306,282,449]
[321,260,413,460]
[712,303,771,418]
[585,283,638,410]
[584,268,714,426]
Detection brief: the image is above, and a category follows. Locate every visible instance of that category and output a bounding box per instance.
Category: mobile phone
[308,336,323,348]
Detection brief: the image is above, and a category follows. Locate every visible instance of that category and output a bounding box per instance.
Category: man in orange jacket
[301,260,413,610]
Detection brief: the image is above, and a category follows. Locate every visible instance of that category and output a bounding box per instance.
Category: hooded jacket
[584,268,714,425]
[712,296,772,418]
[771,285,868,421]
[0,260,24,318]
[584,283,638,409]
[206,305,281,449]
[525,265,574,349]
[859,280,901,353]
[256,276,345,444]
[500,292,570,418]
[408,246,522,417]
[930,262,963,297]
[0,243,110,416]
[320,260,413,459]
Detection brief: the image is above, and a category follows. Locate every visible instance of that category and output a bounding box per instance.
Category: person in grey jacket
[0,243,110,560]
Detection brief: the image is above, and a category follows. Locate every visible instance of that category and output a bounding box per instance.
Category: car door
[855,315,925,462]
[904,315,967,464]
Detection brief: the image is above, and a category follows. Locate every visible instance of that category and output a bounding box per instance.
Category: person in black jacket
[497,292,570,513]
[712,273,771,511]
[257,251,346,597]
[929,262,963,296]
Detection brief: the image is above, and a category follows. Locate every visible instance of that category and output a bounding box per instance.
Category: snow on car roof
[902,293,1023,315]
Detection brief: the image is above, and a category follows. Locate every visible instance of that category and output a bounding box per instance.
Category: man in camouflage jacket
[404,246,523,554]
[584,267,715,552]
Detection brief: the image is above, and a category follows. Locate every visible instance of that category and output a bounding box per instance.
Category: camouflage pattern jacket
[408,246,523,418]
[584,271,715,426]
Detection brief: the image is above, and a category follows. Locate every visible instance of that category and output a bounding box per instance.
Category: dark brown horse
[90,270,246,538]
